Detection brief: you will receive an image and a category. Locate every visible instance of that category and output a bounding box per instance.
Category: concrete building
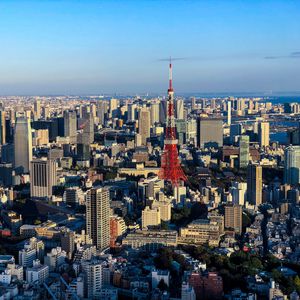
[142,206,161,229]
[26,259,49,285]
[44,247,67,272]
[239,135,249,168]
[122,230,178,251]
[138,107,150,146]
[258,121,269,147]
[197,117,223,148]
[86,187,110,251]
[247,163,262,206]
[0,110,6,145]
[14,116,32,173]
[175,99,184,120]
[152,270,169,289]
[64,111,77,144]
[284,145,300,185]
[180,219,221,247]
[225,204,242,234]
[30,159,57,199]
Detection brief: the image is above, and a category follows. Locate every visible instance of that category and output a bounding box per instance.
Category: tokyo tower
[159,60,187,186]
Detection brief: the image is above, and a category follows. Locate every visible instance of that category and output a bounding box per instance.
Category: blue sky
[0,0,300,95]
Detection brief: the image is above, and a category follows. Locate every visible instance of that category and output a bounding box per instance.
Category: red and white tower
[159,60,187,186]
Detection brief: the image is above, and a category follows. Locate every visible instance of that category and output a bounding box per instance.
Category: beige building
[258,121,269,147]
[152,201,171,222]
[225,204,242,234]
[142,206,161,228]
[179,219,221,247]
[33,129,49,146]
[138,107,150,146]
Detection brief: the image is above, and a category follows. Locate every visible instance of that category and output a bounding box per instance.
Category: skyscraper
[33,99,41,121]
[86,187,110,251]
[227,100,231,126]
[30,159,57,199]
[138,107,150,146]
[150,102,160,125]
[197,117,223,148]
[64,111,77,144]
[239,135,249,168]
[284,145,300,185]
[14,116,32,173]
[175,99,184,120]
[247,163,262,206]
[0,110,6,145]
[258,121,269,147]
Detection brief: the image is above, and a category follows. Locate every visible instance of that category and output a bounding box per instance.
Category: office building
[197,117,223,148]
[239,135,249,168]
[284,145,300,185]
[138,107,150,146]
[86,188,110,251]
[14,116,32,173]
[33,99,41,120]
[18,238,45,268]
[180,219,221,247]
[64,111,77,143]
[225,204,242,234]
[258,121,269,147]
[230,182,247,206]
[227,100,231,125]
[123,230,178,251]
[150,102,160,125]
[247,164,262,206]
[175,99,184,120]
[109,98,119,118]
[30,159,57,199]
[0,110,6,145]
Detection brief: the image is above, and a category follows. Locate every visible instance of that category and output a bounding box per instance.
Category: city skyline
[0,0,300,95]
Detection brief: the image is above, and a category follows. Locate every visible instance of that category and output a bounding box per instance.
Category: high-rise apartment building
[138,107,150,146]
[247,163,262,206]
[64,111,77,144]
[14,116,32,173]
[197,117,223,148]
[227,100,231,125]
[30,159,57,199]
[86,188,110,251]
[284,145,300,185]
[239,135,249,168]
[225,204,242,234]
[258,121,269,147]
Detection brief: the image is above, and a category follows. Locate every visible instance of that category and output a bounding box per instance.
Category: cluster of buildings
[0,69,299,299]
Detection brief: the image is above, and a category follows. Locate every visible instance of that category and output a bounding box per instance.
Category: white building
[151,270,169,289]
[44,247,67,272]
[26,259,49,285]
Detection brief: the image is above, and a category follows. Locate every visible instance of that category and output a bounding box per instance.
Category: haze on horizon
[0,0,300,96]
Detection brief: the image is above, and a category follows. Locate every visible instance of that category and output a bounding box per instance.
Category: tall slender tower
[159,61,187,186]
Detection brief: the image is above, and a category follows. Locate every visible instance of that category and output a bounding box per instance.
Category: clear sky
[0,0,300,95]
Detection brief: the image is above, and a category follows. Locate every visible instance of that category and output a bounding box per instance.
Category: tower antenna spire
[159,60,187,187]
[168,57,173,92]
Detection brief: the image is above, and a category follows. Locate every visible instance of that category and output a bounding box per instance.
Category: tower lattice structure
[159,61,187,186]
